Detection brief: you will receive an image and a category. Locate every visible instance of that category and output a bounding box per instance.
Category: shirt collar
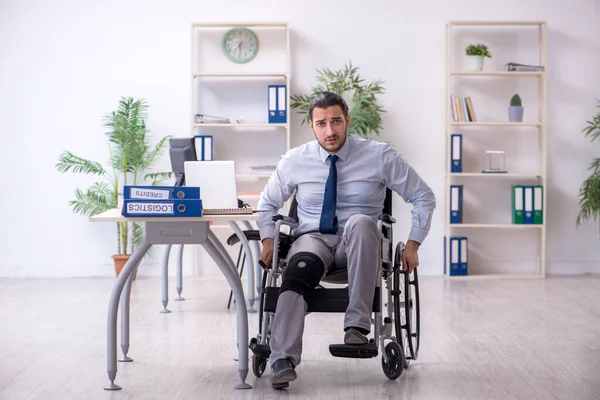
[318,134,351,163]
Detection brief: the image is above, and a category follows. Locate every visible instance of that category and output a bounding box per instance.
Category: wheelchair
[249,189,421,380]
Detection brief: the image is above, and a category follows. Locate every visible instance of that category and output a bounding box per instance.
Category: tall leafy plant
[290,62,386,138]
[577,99,600,227]
[56,97,172,255]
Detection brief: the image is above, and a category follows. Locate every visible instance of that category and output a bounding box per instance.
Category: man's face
[309,105,349,154]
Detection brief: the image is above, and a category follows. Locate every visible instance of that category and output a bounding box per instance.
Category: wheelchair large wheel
[393,243,421,368]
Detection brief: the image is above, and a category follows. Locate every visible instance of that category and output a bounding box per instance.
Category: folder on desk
[449,236,461,276]
[459,237,468,276]
[451,134,462,173]
[123,186,200,200]
[450,185,463,223]
[277,85,287,123]
[523,185,534,224]
[194,135,213,161]
[534,185,543,224]
[512,185,524,224]
[268,85,277,123]
[122,199,203,217]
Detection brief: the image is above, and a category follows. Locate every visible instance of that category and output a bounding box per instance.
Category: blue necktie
[319,155,339,234]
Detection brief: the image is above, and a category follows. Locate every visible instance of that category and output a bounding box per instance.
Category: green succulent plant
[510,94,522,107]
[465,43,492,58]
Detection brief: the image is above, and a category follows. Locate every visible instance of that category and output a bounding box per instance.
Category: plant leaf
[56,151,106,175]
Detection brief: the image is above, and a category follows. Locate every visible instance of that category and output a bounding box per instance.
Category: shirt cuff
[408,226,428,244]
[259,226,275,241]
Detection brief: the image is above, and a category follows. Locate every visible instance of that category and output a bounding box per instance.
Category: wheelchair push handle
[258,260,271,270]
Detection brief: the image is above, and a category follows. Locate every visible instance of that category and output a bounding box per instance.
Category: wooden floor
[1,275,599,399]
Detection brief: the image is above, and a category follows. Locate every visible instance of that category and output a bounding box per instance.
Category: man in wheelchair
[255,91,436,389]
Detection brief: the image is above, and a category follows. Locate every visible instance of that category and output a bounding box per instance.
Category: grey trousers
[269,214,381,367]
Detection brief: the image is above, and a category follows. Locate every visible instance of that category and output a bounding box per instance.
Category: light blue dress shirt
[257,134,436,243]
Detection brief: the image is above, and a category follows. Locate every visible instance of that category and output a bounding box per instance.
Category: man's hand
[401,240,420,274]
[259,238,274,269]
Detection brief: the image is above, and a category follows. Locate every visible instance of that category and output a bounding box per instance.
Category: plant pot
[508,106,524,122]
[112,254,137,280]
[466,55,484,71]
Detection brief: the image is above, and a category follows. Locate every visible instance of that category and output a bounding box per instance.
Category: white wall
[1,0,599,278]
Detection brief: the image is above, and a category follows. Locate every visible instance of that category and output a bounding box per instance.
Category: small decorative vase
[467,55,484,71]
[508,106,524,122]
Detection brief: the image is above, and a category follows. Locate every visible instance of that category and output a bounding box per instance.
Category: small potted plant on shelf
[465,43,492,71]
[55,97,173,278]
[508,94,524,122]
[577,99,600,228]
[290,61,386,139]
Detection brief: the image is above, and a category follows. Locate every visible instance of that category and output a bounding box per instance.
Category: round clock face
[222,28,259,64]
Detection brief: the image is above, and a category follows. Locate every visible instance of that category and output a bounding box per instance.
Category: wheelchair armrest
[379,213,396,224]
[272,214,299,229]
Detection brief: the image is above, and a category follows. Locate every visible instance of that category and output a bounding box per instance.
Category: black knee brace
[280,252,324,301]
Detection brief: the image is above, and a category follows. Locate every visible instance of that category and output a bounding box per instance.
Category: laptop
[184,160,253,215]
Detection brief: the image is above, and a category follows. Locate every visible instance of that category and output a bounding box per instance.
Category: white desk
[90,209,259,390]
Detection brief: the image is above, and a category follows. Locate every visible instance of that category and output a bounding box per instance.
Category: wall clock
[222,27,259,64]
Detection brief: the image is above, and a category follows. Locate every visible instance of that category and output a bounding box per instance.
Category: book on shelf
[450,95,477,122]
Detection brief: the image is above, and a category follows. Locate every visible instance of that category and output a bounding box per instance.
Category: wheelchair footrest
[328,340,378,359]
[249,337,271,358]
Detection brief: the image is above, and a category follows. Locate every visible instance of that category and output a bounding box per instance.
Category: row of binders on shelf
[121,186,203,217]
[268,85,287,123]
[450,185,544,224]
[194,135,213,161]
[444,236,468,276]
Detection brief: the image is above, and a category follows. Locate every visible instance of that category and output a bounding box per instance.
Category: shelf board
[445,273,543,280]
[448,173,542,179]
[193,22,288,28]
[449,223,544,229]
[450,71,543,77]
[193,123,288,128]
[450,122,542,127]
[193,73,287,79]
[448,20,546,27]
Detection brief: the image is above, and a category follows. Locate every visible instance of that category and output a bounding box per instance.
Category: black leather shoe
[270,358,296,389]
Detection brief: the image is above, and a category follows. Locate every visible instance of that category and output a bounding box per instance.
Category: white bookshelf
[191,22,291,208]
[444,20,547,279]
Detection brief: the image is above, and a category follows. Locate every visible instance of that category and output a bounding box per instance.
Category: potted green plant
[577,99,600,227]
[465,43,492,71]
[508,94,524,122]
[290,62,386,139]
[56,97,173,277]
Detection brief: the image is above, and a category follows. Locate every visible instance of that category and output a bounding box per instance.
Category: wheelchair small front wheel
[381,342,405,380]
[252,354,268,377]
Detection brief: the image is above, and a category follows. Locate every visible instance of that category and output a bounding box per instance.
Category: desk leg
[160,245,172,313]
[175,244,185,301]
[229,221,256,313]
[203,231,252,390]
[119,258,141,363]
[242,221,262,302]
[105,239,152,391]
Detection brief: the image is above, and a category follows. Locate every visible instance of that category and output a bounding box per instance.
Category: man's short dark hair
[308,91,349,121]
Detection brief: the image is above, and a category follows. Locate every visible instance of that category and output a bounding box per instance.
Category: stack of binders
[268,84,287,123]
[444,236,468,276]
[512,185,543,224]
[122,186,203,217]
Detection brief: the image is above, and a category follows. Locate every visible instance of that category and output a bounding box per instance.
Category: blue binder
[194,135,213,161]
[277,85,287,123]
[122,199,203,217]
[449,236,461,276]
[124,186,200,200]
[450,185,463,223]
[451,134,462,173]
[523,185,534,224]
[459,237,468,276]
[268,85,278,123]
